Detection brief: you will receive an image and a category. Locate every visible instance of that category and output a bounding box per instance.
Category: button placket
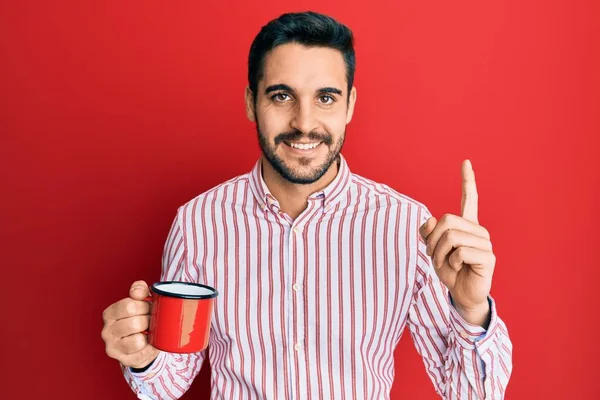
[291,223,303,359]
[284,223,296,395]
[290,213,308,365]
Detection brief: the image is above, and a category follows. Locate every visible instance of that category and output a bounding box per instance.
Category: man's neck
[261,158,339,220]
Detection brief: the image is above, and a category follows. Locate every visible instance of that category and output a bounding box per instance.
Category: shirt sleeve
[121,207,208,399]
[406,206,513,399]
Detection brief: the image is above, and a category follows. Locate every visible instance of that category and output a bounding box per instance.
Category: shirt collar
[248,154,352,213]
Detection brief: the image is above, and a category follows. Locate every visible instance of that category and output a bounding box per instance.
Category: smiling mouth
[284,141,322,150]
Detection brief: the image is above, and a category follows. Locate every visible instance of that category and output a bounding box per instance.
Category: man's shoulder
[178,172,251,212]
[349,172,430,214]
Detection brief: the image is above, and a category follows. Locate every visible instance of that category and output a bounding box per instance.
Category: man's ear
[346,86,357,124]
[245,86,256,123]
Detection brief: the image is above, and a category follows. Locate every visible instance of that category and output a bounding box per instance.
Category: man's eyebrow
[264,84,343,96]
[265,84,294,94]
[319,87,343,96]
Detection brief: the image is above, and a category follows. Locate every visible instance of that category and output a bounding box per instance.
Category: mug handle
[141,295,152,335]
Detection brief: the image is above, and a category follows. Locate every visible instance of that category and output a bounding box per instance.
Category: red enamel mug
[144,281,218,353]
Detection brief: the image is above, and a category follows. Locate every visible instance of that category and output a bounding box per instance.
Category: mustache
[274,130,333,146]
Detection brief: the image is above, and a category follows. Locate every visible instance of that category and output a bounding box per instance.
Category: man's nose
[290,100,318,135]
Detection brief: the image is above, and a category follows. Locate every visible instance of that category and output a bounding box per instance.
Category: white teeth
[289,142,320,150]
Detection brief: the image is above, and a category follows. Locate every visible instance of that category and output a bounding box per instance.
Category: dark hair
[248,11,355,101]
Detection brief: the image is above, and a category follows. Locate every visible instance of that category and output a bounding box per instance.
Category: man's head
[245,11,357,185]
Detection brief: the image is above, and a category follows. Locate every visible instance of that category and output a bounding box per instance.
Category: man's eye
[272,93,290,102]
[319,95,334,104]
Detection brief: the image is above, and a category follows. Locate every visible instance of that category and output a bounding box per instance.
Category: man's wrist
[451,297,491,329]
[129,357,157,373]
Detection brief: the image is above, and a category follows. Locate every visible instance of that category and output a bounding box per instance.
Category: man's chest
[188,217,420,350]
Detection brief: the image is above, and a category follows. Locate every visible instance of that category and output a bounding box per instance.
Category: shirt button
[294,343,301,351]
[293,226,300,234]
[460,330,469,339]
[293,283,300,291]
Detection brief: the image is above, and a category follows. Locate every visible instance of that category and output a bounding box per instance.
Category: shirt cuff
[449,294,500,350]
[122,351,167,384]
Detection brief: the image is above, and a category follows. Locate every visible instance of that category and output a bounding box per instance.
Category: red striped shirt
[121,155,512,399]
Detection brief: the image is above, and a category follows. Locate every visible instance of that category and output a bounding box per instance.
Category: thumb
[420,216,438,242]
[129,280,150,300]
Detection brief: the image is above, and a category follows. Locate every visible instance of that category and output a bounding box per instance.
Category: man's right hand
[101,280,160,369]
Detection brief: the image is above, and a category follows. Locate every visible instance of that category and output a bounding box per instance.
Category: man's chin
[280,164,332,185]
[288,156,319,168]
[282,174,322,185]
[263,148,338,184]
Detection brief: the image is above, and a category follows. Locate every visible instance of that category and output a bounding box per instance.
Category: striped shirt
[121,154,513,399]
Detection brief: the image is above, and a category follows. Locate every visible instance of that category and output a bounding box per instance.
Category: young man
[102,11,512,399]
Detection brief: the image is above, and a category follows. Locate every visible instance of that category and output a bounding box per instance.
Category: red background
[1,1,598,399]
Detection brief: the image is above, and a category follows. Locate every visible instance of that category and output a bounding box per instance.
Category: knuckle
[444,229,456,243]
[102,308,110,324]
[482,227,491,240]
[105,345,119,360]
[441,213,453,224]
[100,327,110,342]
[124,298,136,316]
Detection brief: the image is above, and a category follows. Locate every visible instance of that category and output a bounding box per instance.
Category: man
[101,11,512,399]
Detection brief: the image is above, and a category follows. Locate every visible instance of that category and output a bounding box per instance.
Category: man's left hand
[419,160,495,327]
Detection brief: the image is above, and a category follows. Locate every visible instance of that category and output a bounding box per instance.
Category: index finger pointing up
[461,159,479,224]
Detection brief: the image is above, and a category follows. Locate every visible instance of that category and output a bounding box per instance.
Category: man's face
[246,43,357,184]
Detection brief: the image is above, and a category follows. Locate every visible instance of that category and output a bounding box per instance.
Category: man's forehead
[261,43,346,92]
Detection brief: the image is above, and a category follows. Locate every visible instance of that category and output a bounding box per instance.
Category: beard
[257,124,345,185]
